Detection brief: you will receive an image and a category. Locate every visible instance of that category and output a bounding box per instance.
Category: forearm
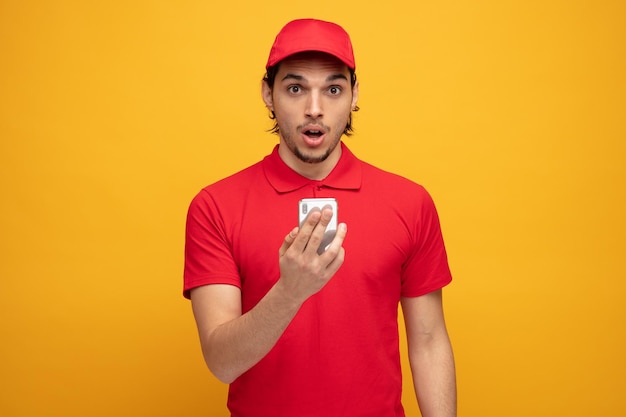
[199,281,302,384]
[194,215,346,384]
[411,331,457,417]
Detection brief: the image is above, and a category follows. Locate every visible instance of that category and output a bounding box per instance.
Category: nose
[305,90,323,119]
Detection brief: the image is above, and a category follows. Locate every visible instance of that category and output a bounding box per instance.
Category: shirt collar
[262,142,362,193]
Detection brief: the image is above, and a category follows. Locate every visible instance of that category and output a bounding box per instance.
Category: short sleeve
[183,189,242,298]
[400,188,453,297]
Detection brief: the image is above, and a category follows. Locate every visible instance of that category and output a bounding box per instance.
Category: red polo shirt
[184,143,452,417]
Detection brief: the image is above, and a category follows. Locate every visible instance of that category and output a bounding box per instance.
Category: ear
[262,80,274,111]
[351,80,359,111]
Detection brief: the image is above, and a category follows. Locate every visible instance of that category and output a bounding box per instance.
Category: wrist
[272,278,305,312]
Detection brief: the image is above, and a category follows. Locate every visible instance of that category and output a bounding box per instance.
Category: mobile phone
[298,198,338,254]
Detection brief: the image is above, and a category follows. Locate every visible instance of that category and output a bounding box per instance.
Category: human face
[262,52,359,179]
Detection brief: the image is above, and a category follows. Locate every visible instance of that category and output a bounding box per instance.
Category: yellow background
[1,1,624,416]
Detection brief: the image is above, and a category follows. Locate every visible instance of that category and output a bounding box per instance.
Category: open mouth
[301,125,327,146]
[304,129,324,139]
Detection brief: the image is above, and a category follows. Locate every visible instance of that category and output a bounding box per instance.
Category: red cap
[266,19,355,70]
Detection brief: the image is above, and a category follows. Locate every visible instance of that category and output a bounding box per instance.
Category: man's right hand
[190,206,346,384]
[277,206,347,305]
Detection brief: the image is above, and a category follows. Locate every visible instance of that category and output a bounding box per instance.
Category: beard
[292,141,337,163]
[280,122,344,164]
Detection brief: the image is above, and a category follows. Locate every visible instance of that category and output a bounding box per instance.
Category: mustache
[297,122,330,132]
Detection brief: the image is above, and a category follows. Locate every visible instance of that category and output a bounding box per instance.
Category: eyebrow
[281,73,349,83]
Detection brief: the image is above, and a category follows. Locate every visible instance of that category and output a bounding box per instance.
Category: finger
[325,246,346,274]
[291,209,322,253]
[279,226,299,257]
[321,222,347,262]
[304,207,334,255]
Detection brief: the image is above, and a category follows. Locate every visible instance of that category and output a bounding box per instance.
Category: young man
[184,18,456,417]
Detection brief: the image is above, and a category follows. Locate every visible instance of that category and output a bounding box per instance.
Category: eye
[287,85,301,94]
[328,86,342,95]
